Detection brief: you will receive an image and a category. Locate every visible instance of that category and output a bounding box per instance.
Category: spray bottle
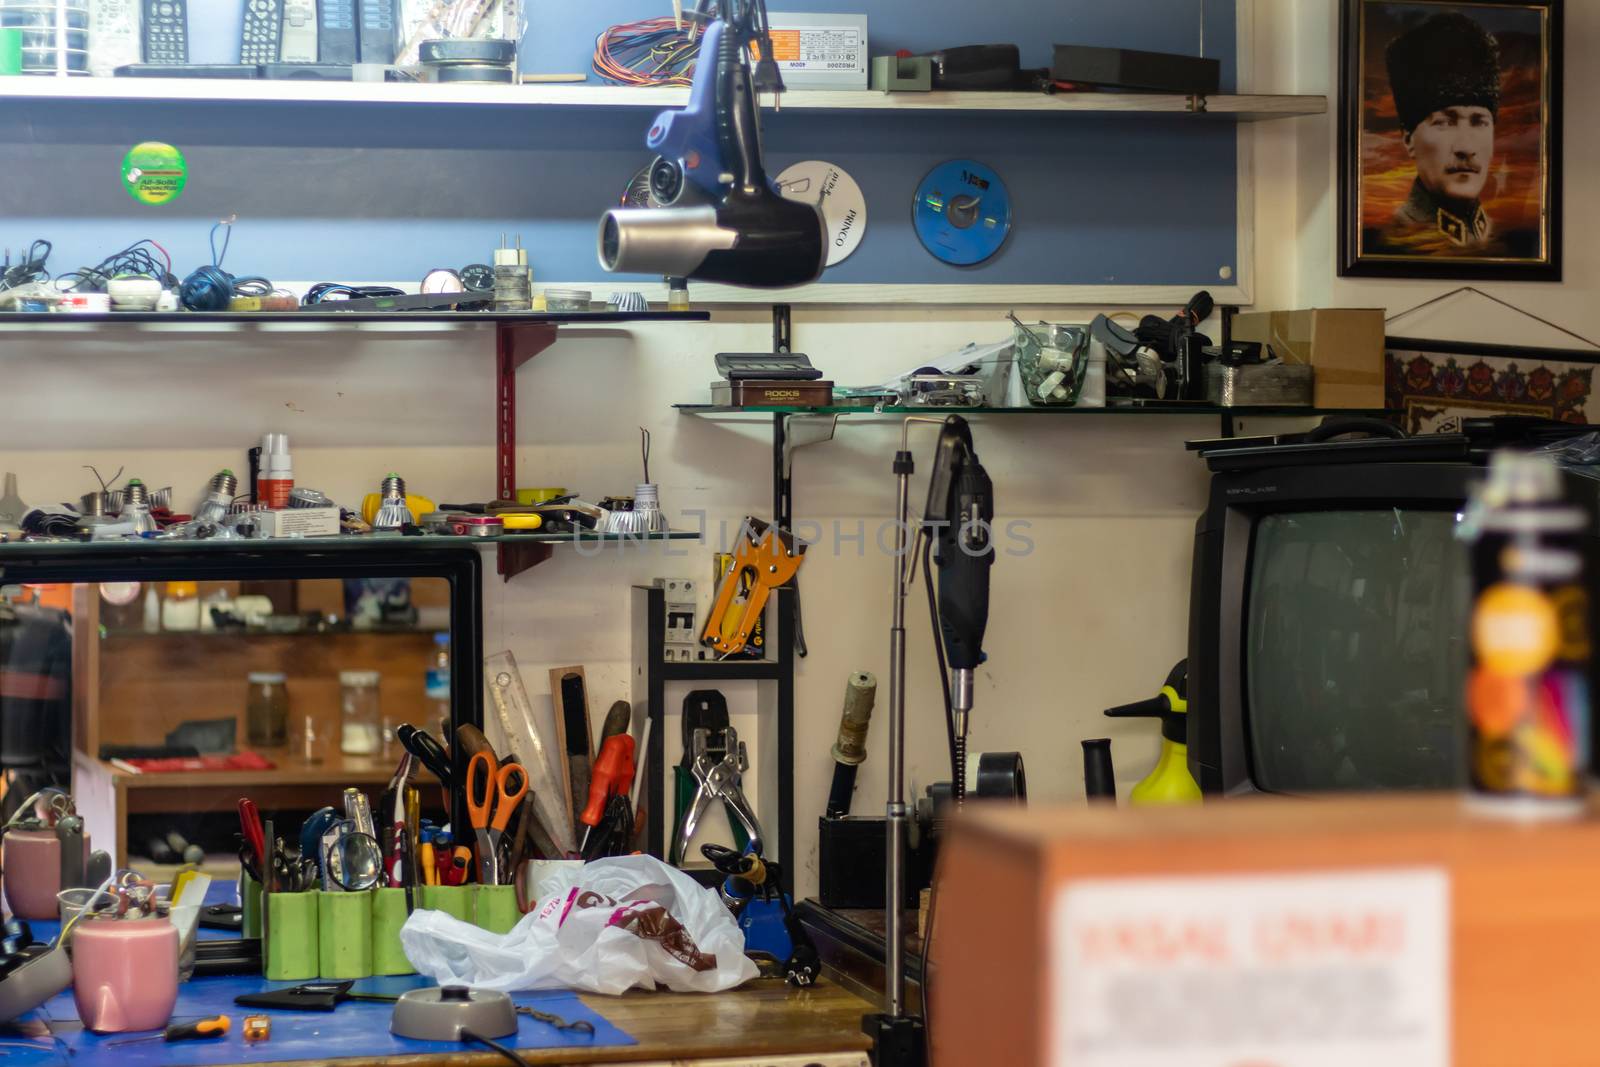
[1103,659,1202,806]
[258,433,293,509]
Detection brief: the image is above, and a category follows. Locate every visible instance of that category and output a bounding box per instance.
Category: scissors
[397,725,453,789]
[466,750,528,885]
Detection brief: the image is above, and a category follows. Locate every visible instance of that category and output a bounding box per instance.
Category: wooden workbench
[193,979,876,1067]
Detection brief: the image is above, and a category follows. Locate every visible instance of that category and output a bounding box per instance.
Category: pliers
[673,726,764,865]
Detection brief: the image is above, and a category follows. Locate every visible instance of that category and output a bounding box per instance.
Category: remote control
[239,0,282,64]
[315,0,356,64]
[356,0,393,63]
[278,0,315,62]
[89,0,141,76]
[139,0,186,64]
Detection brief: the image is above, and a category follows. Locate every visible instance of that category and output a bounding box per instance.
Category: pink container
[70,918,178,1033]
[4,830,61,920]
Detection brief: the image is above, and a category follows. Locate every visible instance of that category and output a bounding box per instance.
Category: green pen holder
[474,884,519,934]
[264,890,319,981]
[370,888,415,976]
[241,874,263,939]
[317,890,374,979]
[419,884,473,922]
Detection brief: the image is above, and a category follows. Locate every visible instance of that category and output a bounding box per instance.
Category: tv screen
[1246,509,1469,793]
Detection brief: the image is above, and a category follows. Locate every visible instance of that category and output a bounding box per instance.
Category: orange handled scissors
[466,750,529,885]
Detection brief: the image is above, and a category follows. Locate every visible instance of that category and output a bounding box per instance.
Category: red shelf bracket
[495,321,558,580]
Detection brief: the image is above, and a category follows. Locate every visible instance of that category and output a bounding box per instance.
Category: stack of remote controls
[104,0,400,76]
[418,37,514,83]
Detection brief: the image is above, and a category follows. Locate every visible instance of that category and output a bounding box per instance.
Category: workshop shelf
[0,309,708,326]
[676,403,1397,418]
[0,79,1327,121]
[0,530,697,559]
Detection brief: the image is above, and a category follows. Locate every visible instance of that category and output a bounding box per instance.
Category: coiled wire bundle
[592,16,703,86]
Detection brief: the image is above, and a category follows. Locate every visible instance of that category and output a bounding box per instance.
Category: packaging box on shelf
[258,506,341,538]
[931,795,1600,1067]
[1229,308,1385,409]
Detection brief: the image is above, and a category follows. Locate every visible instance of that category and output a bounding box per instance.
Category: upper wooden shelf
[2,78,1327,121]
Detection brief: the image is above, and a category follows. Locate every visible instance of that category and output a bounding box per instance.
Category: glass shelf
[101,625,434,639]
[0,309,708,326]
[0,530,697,558]
[675,403,1397,418]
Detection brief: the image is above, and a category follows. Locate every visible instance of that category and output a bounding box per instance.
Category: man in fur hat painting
[1376,11,1504,253]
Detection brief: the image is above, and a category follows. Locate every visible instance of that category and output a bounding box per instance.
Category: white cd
[776,160,867,268]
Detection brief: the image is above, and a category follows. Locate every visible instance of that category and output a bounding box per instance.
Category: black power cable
[461,1030,528,1067]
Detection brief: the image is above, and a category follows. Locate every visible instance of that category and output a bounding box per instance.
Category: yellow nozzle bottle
[1104,660,1202,806]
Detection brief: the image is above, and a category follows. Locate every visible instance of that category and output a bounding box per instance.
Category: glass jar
[339,670,382,756]
[245,672,289,748]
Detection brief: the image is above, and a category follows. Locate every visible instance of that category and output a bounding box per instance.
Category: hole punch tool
[673,725,762,865]
[701,518,804,657]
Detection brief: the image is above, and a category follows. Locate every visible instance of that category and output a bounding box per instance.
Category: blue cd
[911,159,1012,266]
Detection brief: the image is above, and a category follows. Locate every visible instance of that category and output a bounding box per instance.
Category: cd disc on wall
[911,159,1012,266]
[776,160,867,267]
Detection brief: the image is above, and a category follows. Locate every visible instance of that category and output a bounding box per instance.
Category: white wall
[2,307,1209,897]
[17,0,1594,898]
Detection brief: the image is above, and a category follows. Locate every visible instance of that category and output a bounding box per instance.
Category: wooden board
[175,978,876,1066]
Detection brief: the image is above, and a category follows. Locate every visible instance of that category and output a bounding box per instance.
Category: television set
[1187,435,1600,797]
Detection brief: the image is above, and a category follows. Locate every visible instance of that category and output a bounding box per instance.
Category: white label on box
[1052,867,1449,1067]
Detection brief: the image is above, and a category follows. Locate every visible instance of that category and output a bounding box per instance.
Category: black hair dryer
[597,14,826,288]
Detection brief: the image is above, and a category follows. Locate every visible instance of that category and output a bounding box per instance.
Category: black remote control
[239,0,282,64]
[316,0,356,64]
[356,0,394,63]
[140,0,187,64]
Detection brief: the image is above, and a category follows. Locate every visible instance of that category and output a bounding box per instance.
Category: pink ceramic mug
[70,917,179,1033]
[4,830,62,921]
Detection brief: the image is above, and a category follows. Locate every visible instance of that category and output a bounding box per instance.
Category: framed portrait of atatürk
[1339,0,1562,281]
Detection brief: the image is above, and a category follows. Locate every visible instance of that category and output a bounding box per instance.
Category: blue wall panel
[0,1,1239,291]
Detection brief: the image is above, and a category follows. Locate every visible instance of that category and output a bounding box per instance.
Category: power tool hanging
[597,0,828,288]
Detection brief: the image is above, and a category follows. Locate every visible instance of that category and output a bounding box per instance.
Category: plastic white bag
[398,855,759,995]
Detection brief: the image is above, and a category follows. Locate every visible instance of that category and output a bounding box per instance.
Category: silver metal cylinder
[597,206,734,277]
[885,463,912,1019]
[952,668,975,714]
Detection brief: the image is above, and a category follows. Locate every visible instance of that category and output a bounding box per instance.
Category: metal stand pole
[864,418,939,1067]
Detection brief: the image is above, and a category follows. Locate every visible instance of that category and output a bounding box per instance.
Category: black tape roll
[974,751,1027,801]
[432,62,515,83]
[418,37,516,65]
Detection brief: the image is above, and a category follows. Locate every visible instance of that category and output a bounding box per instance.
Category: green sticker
[120,142,187,204]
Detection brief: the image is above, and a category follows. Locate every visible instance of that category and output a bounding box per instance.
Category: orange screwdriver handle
[580,734,637,829]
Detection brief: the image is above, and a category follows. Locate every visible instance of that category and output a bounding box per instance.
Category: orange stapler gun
[702,518,804,656]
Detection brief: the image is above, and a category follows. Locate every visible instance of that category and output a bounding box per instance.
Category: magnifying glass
[328,827,383,892]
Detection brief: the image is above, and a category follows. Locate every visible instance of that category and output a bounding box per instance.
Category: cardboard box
[258,506,340,538]
[1230,308,1385,409]
[931,795,1600,1067]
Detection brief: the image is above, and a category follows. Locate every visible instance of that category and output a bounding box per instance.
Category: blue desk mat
[9,974,631,1065]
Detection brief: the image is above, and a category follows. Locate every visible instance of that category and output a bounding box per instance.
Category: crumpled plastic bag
[398,855,758,995]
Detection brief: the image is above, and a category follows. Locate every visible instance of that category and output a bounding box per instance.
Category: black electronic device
[140,0,187,64]
[116,61,260,75]
[239,0,282,64]
[714,351,822,381]
[356,0,394,62]
[1187,431,1600,798]
[921,43,1031,91]
[259,60,350,78]
[314,0,356,64]
[1050,43,1220,94]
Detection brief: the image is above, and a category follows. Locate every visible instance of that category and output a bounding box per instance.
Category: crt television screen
[1246,509,1468,793]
